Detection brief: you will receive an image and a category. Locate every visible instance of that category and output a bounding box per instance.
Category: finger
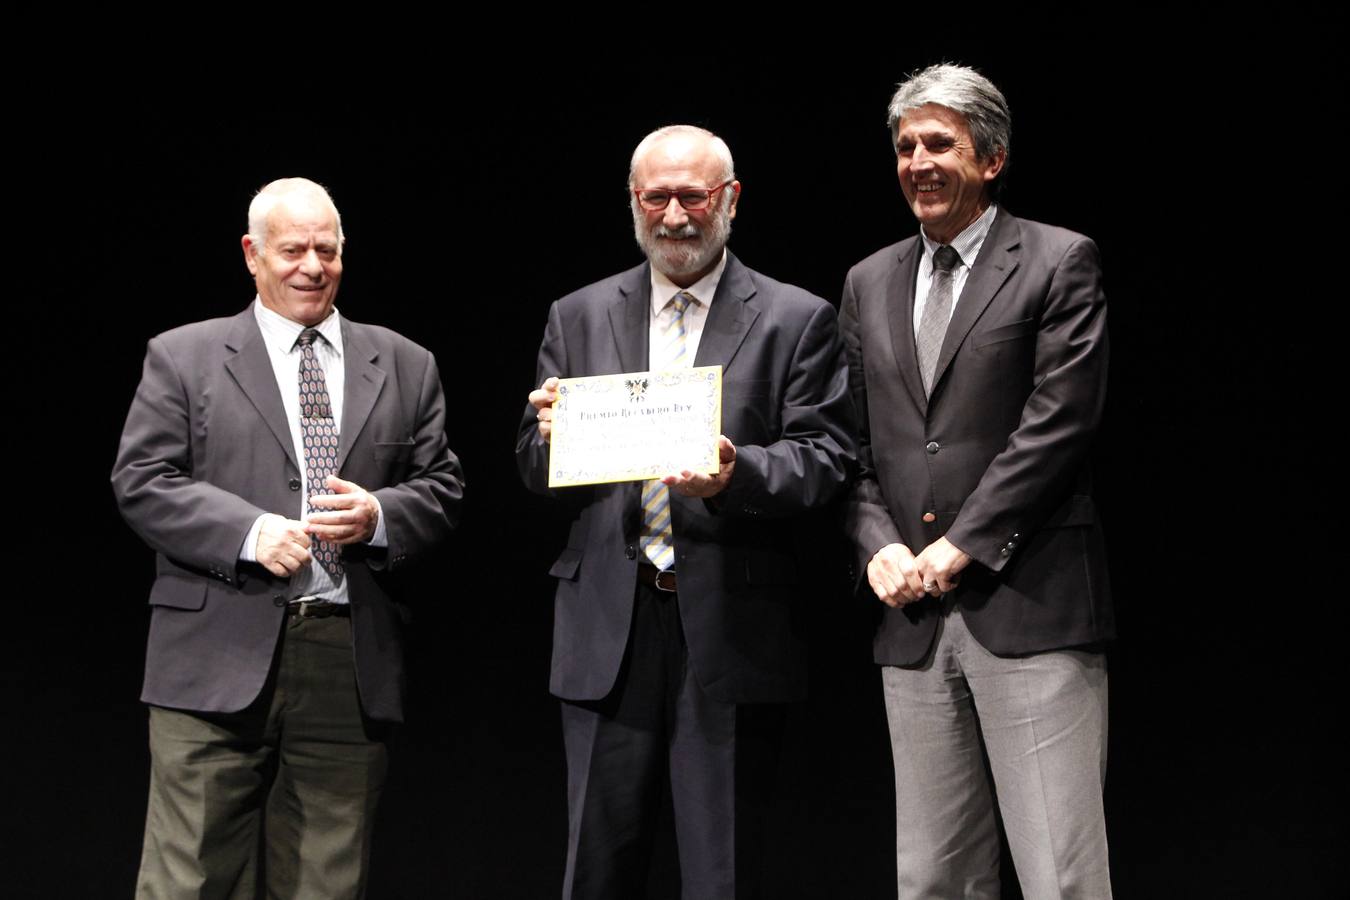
[867,568,900,607]
[308,525,360,543]
[308,494,360,509]
[325,474,360,493]
[307,509,362,525]
[262,558,291,578]
[717,435,736,463]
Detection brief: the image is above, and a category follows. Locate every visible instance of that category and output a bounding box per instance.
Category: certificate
[548,366,722,488]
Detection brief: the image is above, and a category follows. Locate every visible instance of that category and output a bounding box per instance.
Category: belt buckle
[291,598,324,618]
[654,569,677,593]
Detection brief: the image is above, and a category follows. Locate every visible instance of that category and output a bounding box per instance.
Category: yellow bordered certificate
[547,366,722,488]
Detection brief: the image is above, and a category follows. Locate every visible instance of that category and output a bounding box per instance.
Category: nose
[299,248,323,278]
[662,196,689,228]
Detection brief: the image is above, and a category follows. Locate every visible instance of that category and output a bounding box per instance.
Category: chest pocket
[970,317,1036,349]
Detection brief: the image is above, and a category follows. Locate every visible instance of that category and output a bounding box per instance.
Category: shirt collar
[252,297,344,356]
[649,248,728,316]
[920,203,999,268]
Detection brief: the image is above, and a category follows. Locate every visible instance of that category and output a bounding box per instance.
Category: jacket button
[288,477,301,491]
[922,512,936,523]
[273,595,286,607]
[925,441,940,454]
[625,545,636,560]
[1000,547,1012,558]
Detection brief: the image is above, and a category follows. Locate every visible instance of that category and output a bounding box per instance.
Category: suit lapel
[886,239,928,413]
[609,264,651,374]
[337,320,386,472]
[223,309,298,470]
[930,209,1022,394]
[693,253,759,373]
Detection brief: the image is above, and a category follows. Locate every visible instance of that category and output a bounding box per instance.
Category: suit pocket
[971,317,1036,349]
[148,574,207,611]
[549,547,583,581]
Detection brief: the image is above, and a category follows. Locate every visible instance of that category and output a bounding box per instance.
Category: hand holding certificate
[538,365,724,488]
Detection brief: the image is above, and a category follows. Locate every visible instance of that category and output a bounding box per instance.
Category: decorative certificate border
[548,366,722,487]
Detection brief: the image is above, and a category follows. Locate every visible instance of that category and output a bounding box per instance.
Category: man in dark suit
[517,125,855,898]
[840,65,1115,898]
[112,177,463,898]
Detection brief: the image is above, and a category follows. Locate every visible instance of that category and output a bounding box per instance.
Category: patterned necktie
[916,244,962,397]
[297,328,343,580]
[640,292,692,571]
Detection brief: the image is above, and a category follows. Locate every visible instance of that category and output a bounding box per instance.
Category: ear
[726,180,742,221]
[241,234,260,275]
[982,148,1007,183]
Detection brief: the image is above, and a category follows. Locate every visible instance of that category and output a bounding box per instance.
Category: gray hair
[627,124,736,191]
[887,64,1011,195]
[246,177,346,254]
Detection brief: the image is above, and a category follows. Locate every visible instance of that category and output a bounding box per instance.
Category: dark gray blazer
[841,209,1114,665]
[516,253,856,705]
[112,307,463,722]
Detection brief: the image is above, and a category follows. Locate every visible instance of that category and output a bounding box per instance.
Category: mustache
[651,223,701,240]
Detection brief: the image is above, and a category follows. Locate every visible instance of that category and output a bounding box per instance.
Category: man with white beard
[518,125,855,899]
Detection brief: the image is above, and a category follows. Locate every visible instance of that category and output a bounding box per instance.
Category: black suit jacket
[840,209,1114,665]
[517,254,856,705]
[112,307,464,722]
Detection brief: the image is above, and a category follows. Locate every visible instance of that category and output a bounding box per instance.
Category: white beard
[632,199,732,281]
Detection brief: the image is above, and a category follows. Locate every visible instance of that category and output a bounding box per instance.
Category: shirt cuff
[239,514,268,562]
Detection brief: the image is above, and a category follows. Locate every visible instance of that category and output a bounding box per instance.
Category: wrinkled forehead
[896,103,971,140]
[266,192,340,238]
[634,134,723,186]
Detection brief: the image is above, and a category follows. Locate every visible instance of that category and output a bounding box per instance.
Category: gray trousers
[136,613,388,900]
[882,607,1111,900]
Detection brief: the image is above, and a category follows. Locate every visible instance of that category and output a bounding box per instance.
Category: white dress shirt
[648,249,728,366]
[913,203,1000,332]
[239,299,386,603]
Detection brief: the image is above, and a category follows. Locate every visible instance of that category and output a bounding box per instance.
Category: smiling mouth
[915,183,944,194]
[290,284,327,292]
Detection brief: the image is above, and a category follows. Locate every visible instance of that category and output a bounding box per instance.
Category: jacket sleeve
[369,349,465,571]
[946,237,1109,572]
[838,269,907,575]
[715,301,857,519]
[110,336,264,585]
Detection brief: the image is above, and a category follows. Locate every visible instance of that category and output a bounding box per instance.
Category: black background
[8,39,1338,898]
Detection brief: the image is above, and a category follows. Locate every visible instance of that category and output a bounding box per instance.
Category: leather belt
[287,599,351,619]
[637,563,677,593]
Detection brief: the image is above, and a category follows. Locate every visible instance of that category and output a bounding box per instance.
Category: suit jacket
[840,209,1114,666]
[516,253,856,705]
[111,307,464,722]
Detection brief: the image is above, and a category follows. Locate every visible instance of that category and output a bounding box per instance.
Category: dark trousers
[136,613,388,900]
[560,583,783,900]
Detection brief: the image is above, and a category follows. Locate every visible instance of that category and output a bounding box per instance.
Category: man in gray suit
[840,66,1115,897]
[518,125,854,898]
[112,177,463,898]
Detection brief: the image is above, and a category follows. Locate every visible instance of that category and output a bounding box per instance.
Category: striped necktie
[639,292,692,570]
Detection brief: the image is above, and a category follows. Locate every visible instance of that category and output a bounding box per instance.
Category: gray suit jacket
[841,209,1114,665]
[112,307,463,722]
[516,254,856,705]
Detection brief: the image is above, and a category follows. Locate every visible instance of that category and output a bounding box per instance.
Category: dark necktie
[916,244,962,397]
[296,329,343,581]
